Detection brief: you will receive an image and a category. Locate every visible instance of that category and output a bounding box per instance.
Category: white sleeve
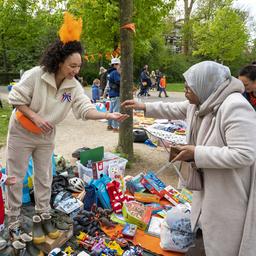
[8,69,35,106]
[145,101,189,120]
[71,85,95,120]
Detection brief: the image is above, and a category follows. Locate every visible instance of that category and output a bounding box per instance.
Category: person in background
[99,66,107,96]
[150,70,156,90]
[107,57,121,132]
[155,69,162,91]
[137,65,151,97]
[158,75,169,98]
[91,78,100,103]
[6,12,128,240]
[239,65,256,110]
[122,61,256,256]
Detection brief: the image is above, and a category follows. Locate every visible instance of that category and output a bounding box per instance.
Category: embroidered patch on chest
[61,92,72,102]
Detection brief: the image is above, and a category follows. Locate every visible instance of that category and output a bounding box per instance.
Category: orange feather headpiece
[58,12,82,44]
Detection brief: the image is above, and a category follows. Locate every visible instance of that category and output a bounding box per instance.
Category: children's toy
[134,192,160,203]
[122,201,152,230]
[48,247,68,256]
[105,240,123,255]
[106,180,134,214]
[125,173,145,195]
[91,238,106,254]
[111,231,129,248]
[122,223,137,239]
[63,246,74,255]
[122,245,143,256]
[141,171,166,198]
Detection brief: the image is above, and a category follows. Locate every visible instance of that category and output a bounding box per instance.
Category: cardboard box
[122,201,152,230]
[37,226,73,254]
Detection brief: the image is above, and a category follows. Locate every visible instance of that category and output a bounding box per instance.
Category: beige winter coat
[145,77,256,256]
[8,66,95,125]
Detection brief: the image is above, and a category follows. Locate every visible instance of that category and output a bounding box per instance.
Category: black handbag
[133,129,149,143]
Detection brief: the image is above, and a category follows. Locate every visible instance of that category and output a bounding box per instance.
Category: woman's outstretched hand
[107,112,129,122]
[170,145,195,163]
[121,100,146,111]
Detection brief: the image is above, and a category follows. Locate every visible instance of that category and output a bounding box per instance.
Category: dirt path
[0,86,185,187]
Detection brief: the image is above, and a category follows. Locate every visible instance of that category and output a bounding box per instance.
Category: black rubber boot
[41,213,60,239]
[32,215,46,245]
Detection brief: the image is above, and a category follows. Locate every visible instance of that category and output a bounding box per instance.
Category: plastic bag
[160,204,195,252]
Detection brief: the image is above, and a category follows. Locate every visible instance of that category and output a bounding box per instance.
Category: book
[146,216,164,237]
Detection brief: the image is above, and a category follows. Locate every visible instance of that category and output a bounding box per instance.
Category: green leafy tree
[193,7,248,63]
[67,0,175,61]
[0,0,64,74]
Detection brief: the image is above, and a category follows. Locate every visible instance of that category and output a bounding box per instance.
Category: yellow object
[134,192,161,203]
[64,246,74,255]
[105,241,123,255]
[28,176,33,188]
[59,12,82,44]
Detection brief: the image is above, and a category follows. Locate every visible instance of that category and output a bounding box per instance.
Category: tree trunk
[118,0,134,160]
[183,0,195,55]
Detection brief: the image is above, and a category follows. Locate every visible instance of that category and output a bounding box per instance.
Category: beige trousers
[6,114,55,225]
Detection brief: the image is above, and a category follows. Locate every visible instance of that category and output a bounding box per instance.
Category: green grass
[0,100,12,147]
[166,83,184,92]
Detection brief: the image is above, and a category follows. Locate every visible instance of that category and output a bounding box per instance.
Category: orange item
[16,111,41,134]
[59,12,82,44]
[134,192,161,203]
[101,224,184,256]
[160,77,167,88]
[121,23,136,32]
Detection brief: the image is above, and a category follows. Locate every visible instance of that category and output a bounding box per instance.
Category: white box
[77,152,128,180]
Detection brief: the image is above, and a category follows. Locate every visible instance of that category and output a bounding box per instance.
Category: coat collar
[41,71,79,90]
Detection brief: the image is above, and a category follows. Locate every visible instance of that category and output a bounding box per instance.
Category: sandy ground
[0,86,185,187]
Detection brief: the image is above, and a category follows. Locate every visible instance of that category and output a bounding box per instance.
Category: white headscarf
[183,61,231,104]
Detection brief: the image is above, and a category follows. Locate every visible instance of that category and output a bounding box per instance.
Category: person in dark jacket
[238,65,256,110]
[137,65,152,97]
[107,58,121,132]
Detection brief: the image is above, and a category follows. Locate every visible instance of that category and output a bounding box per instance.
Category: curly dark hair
[40,39,84,73]
[239,65,256,81]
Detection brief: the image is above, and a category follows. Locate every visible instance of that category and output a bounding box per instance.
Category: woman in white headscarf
[122,61,256,256]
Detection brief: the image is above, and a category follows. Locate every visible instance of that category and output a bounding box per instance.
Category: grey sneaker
[51,210,73,224]
[20,233,32,243]
[53,218,70,231]
[8,221,22,241]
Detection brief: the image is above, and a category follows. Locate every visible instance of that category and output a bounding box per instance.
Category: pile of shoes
[50,209,73,231]
[73,204,115,236]
[2,223,44,256]
[32,213,60,245]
